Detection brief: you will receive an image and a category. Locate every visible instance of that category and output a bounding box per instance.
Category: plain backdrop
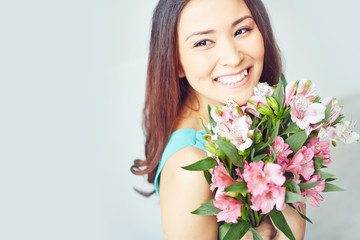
[0,0,359,239]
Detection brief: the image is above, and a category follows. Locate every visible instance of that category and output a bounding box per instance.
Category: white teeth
[216,69,248,85]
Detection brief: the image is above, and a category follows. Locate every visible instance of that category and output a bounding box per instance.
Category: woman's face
[178,0,264,107]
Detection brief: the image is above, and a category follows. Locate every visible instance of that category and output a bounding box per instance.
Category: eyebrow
[185,15,253,42]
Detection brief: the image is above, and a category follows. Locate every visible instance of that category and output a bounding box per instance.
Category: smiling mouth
[215,68,249,85]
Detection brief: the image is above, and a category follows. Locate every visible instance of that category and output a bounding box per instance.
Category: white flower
[333,120,359,144]
[290,94,325,134]
[213,115,253,152]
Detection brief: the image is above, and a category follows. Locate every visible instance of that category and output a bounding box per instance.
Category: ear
[178,65,185,78]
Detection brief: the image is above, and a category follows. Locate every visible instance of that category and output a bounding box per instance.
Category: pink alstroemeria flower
[250,185,286,214]
[322,97,343,125]
[225,99,245,121]
[211,106,230,124]
[296,79,318,101]
[213,195,242,223]
[210,162,236,191]
[306,136,331,165]
[293,174,325,208]
[317,97,343,139]
[286,146,315,183]
[290,94,326,134]
[243,161,286,196]
[243,161,268,196]
[246,82,274,117]
[285,81,297,107]
[270,136,293,170]
[264,162,286,186]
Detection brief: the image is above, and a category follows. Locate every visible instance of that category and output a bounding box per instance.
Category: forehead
[178,0,252,35]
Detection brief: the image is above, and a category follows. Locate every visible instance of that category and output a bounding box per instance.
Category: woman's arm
[159,146,218,240]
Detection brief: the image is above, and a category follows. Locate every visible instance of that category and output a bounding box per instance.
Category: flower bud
[266,96,279,111]
[263,156,275,164]
[227,191,239,198]
[204,143,217,154]
[257,105,273,116]
[203,134,212,143]
[254,131,262,143]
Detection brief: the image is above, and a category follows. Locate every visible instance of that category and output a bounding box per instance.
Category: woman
[131,0,306,239]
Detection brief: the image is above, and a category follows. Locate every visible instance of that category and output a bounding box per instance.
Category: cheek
[181,50,216,81]
[244,32,265,63]
[253,37,265,63]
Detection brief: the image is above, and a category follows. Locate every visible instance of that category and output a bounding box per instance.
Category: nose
[218,38,243,67]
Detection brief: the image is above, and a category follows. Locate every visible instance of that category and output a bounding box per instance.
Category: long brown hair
[131,0,282,189]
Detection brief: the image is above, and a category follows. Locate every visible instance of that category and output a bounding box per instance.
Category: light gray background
[0,0,359,239]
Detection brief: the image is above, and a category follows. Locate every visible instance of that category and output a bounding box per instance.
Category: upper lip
[215,67,250,80]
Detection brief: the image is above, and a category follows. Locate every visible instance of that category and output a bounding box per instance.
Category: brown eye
[194,40,212,47]
[234,28,251,37]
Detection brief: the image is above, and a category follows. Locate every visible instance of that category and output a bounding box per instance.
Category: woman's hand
[241,217,277,240]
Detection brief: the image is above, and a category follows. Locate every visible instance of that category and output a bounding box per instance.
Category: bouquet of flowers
[182,75,359,240]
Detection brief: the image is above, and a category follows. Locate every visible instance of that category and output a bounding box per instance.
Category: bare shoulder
[159,146,218,240]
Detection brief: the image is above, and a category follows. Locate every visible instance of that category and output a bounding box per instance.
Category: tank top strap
[154,129,206,195]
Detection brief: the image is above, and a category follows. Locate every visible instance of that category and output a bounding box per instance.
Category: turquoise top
[154,129,207,195]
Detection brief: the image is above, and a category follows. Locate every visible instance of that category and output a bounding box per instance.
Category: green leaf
[284,179,301,194]
[280,121,299,136]
[280,107,291,120]
[285,130,307,153]
[269,145,277,162]
[250,148,255,161]
[255,142,269,151]
[223,221,251,240]
[214,139,244,167]
[319,171,336,180]
[280,74,288,88]
[288,204,313,224]
[182,157,217,171]
[250,116,258,129]
[323,183,344,192]
[241,206,248,221]
[322,99,334,124]
[331,114,344,126]
[314,157,324,170]
[313,96,321,103]
[272,77,284,108]
[253,154,268,162]
[201,118,212,135]
[203,170,212,185]
[208,104,217,128]
[285,191,307,203]
[219,223,231,240]
[325,177,337,182]
[268,120,280,145]
[191,199,221,215]
[299,181,321,190]
[269,209,295,240]
[250,228,263,240]
[225,181,248,194]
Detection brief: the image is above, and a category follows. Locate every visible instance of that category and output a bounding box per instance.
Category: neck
[175,96,212,131]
